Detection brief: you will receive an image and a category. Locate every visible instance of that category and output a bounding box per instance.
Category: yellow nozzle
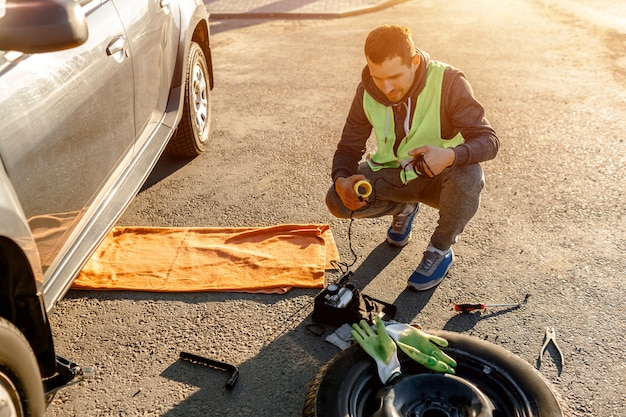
[353,180,372,198]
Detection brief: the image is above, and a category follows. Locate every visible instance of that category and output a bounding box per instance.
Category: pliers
[538,327,564,371]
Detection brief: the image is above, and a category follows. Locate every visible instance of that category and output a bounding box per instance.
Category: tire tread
[166,41,210,157]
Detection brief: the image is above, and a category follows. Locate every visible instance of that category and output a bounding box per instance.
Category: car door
[0,0,135,272]
[111,0,179,151]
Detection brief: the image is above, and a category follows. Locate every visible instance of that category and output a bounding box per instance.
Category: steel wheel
[0,370,23,417]
[167,41,211,157]
[190,55,209,136]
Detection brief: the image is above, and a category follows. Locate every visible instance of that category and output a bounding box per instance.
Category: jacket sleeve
[441,68,500,166]
[331,84,373,182]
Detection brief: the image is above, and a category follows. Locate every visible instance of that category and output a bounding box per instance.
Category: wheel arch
[165,0,213,122]
[0,237,57,379]
[0,162,56,378]
[191,16,213,91]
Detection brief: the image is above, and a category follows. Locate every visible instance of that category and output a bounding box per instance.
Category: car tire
[167,41,211,157]
[0,318,46,417]
[302,329,568,417]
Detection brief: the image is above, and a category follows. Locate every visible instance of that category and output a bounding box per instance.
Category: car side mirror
[0,0,88,53]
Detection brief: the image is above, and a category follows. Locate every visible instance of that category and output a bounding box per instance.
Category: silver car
[0,0,213,415]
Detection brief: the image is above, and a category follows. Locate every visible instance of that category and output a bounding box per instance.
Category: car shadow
[139,154,195,192]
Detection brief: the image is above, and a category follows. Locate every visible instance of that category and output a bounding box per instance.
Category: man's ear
[412,55,420,66]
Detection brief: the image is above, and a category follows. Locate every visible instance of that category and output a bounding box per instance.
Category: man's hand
[335,175,368,211]
[351,317,402,384]
[385,323,457,374]
[408,146,456,178]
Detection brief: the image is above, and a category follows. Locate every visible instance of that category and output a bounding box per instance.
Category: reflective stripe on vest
[363,60,464,183]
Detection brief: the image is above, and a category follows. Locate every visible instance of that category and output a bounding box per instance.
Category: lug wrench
[180,351,239,390]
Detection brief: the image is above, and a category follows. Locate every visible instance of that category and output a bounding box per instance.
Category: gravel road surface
[48,0,625,415]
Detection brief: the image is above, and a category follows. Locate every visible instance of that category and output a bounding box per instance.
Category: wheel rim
[343,349,541,417]
[0,370,22,417]
[190,59,208,136]
[374,374,494,417]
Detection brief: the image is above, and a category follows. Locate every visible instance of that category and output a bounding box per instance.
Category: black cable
[339,175,410,269]
[345,216,359,267]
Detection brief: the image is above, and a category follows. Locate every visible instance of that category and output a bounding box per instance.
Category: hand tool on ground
[538,327,564,369]
[180,351,239,390]
[353,179,372,201]
[453,302,520,312]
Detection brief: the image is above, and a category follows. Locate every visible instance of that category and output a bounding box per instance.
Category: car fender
[0,159,56,377]
[0,160,43,286]
[163,0,212,129]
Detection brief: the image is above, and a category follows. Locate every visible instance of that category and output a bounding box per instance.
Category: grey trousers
[325,163,485,251]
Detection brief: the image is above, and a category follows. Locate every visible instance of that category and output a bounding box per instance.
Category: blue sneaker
[407,244,454,291]
[387,203,420,247]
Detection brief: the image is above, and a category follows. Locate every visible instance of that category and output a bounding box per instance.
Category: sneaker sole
[407,251,454,291]
[407,276,445,291]
[386,204,420,247]
[387,232,412,247]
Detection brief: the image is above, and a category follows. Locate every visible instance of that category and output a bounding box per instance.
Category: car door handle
[106,36,127,63]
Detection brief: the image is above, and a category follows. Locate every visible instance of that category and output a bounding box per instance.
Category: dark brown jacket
[331,49,499,182]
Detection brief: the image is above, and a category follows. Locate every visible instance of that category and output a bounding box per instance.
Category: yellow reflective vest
[364,60,464,183]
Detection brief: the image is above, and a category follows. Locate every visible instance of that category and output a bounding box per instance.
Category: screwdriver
[454,302,519,312]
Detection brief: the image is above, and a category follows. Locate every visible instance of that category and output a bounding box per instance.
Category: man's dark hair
[364,24,417,66]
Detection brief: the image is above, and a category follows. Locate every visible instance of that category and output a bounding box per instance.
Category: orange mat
[72,224,339,294]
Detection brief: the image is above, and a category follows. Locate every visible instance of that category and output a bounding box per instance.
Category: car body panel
[112,0,180,146]
[0,1,135,276]
[0,160,43,287]
[0,1,213,388]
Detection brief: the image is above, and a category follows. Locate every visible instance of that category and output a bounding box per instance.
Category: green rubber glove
[351,317,401,384]
[385,322,457,375]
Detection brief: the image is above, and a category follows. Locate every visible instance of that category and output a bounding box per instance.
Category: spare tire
[302,330,567,417]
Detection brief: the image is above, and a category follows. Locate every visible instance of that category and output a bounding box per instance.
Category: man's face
[367,55,417,103]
